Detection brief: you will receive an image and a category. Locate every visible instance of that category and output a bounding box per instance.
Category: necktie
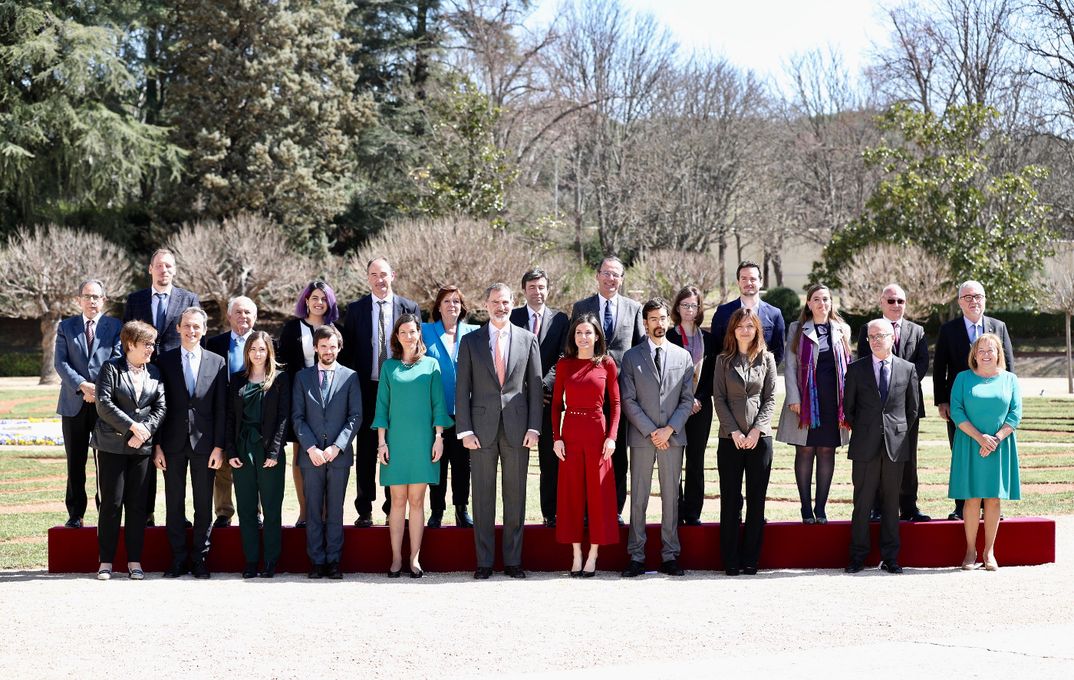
[320,369,330,401]
[377,300,388,375]
[85,320,95,356]
[971,324,980,343]
[892,321,900,355]
[531,311,540,337]
[229,335,245,375]
[154,293,167,333]
[878,360,889,403]
[494,330,507,385]
[603,299,614,338]
[183,351,196,397]
[654,346,663,377]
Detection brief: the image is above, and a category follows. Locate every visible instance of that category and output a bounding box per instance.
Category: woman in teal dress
[374,313,453,577]
[948,333,1021,572]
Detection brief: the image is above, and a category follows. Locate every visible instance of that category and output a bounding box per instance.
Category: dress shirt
[963,316,983,343]
[370,293,394,381]
[487,322,512,366]
[600,294,618,328]
[300,321,316,367]
[526,305,545,335]
[647,338,666,373]
[151,285,173,323]
[871,354,892,386]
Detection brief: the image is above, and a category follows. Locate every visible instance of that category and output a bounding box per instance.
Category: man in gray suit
[293,325,362,579]
[619,298,695,577]
[456,283,543,579]
[571,256,645,521]
[844,319,920,574]
[54,279,122,528]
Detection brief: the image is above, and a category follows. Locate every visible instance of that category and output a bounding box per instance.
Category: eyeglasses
[79,295,104,302]
[598,271,623,279]
[867,333,893,341]
[960,294,985,302]
[678,303,699,310]
[885,298,905,305]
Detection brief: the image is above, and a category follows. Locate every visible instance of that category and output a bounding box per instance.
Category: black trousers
[353,384,390,517]
[163,444,216,564]
[873,416,922,516]
[62,401,100,520]
[536,402,559,520]
[612,413,629,515]
[96,451,150,563]
[850,454,905,563]
[679,403,713,522]
[717,437,772,570]
[430,425,471,513]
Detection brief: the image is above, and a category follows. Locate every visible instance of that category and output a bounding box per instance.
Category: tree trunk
[1066,311,1072,395]
[717,230,727,301]
[39,313,61,385]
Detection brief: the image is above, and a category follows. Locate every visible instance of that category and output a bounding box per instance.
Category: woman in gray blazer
[90,321,167,580]
[712,308,777,575]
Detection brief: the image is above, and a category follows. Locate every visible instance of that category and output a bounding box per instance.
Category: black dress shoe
[242,563,258,579]
[503,565,527,579]
[902,512,931,522]
[869,509,883,522]
[473,566,493,580]
[617,515,626,526]
[948,512,962,521]
[308,564,325,579]
[683,518,702,526]
[724,567,741,576]
[162,562,188,578]
[621,560,646,577]
[295,519,307,528]
[191,562,210,579]
[880,560,903,574]
[659,560,685,576]
[183,518,192,528]
[354,514,373,528]
[63,517,83,528]
[257,515,264,529]
[454,505,474,528]
[815,515,828,525]
[260,562,276,578]
[427,511,443,528]
[145,517,155,527]
[742,566,758,575]
[213,516,231,529]
[845,562,864,573]
[542,517,557,528]
[326,562,342,579]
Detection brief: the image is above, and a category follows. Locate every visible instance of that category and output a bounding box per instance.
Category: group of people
[55,249,1022,579]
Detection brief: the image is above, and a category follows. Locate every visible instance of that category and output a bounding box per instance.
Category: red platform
[48,518,1055,574]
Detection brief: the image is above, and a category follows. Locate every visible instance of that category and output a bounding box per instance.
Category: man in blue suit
[710,260,786,366]
[54,279,122,528]
[293,325,362,579]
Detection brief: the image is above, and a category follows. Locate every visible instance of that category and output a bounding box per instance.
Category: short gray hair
[485,282,512,300]
[958,280,985,295]
[227,296,257,315]
[77,279,106,297]
[178,306,208,326]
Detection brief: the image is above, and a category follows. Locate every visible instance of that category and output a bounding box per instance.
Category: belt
[565,408,602,415]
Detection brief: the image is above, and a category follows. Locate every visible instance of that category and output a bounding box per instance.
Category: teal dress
[948,370,1021,500]
[372,357,454,485]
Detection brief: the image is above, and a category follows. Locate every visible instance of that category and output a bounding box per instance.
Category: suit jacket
[711,351,778,437]
[667,327,717,403]
[156,347,228,455]
[90,358,167,456]
[291,364,362,469]
[225,373,291,462]
[710,299,786,366]
[510,305,569,393]
[339,293,420,395]
[570,294,644,366]
[843,355,920,462]
[619,341,695,447]
[857,318,929,410]
[454,323,543,448]
[933,315,1015,406]
[123,286,200,355]
[54,314,122,417]
[278,318,338,377]
[421,320,479,415]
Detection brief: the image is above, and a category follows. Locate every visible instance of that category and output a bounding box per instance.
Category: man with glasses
[933,280,1014,520]
[855,284,931,522]
[570,257,645,523]
[710,260,786,366]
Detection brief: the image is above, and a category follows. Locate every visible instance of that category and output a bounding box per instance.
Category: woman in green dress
[374,314,453,578]
[225,331,290,578]
[948,332,1021,572]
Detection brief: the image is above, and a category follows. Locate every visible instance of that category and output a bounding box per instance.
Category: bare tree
[1041,242,1074,393]
[837,243,954,317]
[0,226,135,383]
[626,249,722,303]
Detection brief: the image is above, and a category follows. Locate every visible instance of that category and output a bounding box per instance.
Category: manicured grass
[0,390,59,419]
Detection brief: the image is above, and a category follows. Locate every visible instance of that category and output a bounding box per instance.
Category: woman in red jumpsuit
[552,313,621,577]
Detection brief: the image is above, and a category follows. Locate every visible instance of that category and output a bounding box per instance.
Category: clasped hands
[977,433,1000,458]
[731,429,761,450]
[307,444,341,467]
[650,426,673,451]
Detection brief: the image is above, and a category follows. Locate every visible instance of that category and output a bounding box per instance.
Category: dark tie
[892,321,900,355]
[183,351,196,397]
[377,300,388,375]
[878,360,889,403]
[320,369,330,401]
[85,320,95,356]
[654,346,663,377]
[154,293,167,333]
[603,300,614,338]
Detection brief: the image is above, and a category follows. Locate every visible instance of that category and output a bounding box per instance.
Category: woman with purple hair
[277,280,341,527]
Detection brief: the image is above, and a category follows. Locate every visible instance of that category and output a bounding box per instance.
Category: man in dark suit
[153,307,228,579]
[934,280,1014,520]
[510,268,569,527]
[710,260,786,366]
[570,256,644,521]
[855,283,931,522]
[123,248,200,525]
[844,319,920,574]
[340,257,420,527]
[54,279,122,528]
[205,295,258,528]
[456,283,543,579]
[293,325,362,579]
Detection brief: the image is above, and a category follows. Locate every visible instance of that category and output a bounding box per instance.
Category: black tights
[794,446,835,519]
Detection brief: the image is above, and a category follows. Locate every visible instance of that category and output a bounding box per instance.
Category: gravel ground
[1,517,1071,679]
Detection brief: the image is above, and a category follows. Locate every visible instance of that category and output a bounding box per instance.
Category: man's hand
[307,446,326,467]
[153,447,166,471]
[462,434,481,450]
[229,457,243,468]
[938,403,951,421]
[79,382,96,403]
[208,447,224,470]
[650,426,673,448]
[691,398,701,415]
[522,431,539,448]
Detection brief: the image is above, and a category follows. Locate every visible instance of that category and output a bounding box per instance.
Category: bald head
[879,284,907,322]
[865,318,895,359]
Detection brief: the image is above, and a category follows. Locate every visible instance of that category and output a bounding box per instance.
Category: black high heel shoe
[388,568,402,578]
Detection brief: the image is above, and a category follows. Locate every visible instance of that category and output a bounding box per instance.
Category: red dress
[552,356,621,545]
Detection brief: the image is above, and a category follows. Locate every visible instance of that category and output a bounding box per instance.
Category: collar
[182,345,201,359]
[526,305,545,318]
[598,293,618,307]
[231,330,253,343]
[963,315,983,329]
[488,322,511,341]
[82,312,103,325]
[372,292,393,306]
[872,354,891,368]
[317,362,336,371]
[647,338,667,354]
[739,296,760,310]
[884,314,902,325]
[151,285,173,297]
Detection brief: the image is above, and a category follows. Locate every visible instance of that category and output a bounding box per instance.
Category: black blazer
[225,373,291,462]
[339,294,420,395]
[278,318,339,377]
[205,331,231,363]
[843,356,920,463]
[856,318,929,407]
[933,315,1014,406]
[156,347,228,455]
[510,306,569,393]
[122,286,200,355]
[667,327,717,404]
[90,358,167,456]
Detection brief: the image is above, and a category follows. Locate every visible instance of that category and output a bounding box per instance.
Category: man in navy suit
[123,248,200,525]
[339,257,419,527]
[293,325,362,579]
[54,279,122,528]
[205,295,258,528]
[510,268,569,527]
[154,307,228,579]
[710,260,786,366]
[934,280,1014,520]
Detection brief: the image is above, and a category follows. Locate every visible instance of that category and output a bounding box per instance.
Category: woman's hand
[431,437,444,462]
[788,403,801,415]
[553,440,566,461]
[743,429,760,449]
[691,398,701,415]
[263,458,277,468]
[978,433,999,453]
[602,438,615,460]
[731,431,745,449]
[129,422,150,441]
[377,444,389,465]
[229,457,243,468]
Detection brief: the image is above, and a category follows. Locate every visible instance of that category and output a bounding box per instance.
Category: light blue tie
[228,336,245,375]
[183,351,196,397]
